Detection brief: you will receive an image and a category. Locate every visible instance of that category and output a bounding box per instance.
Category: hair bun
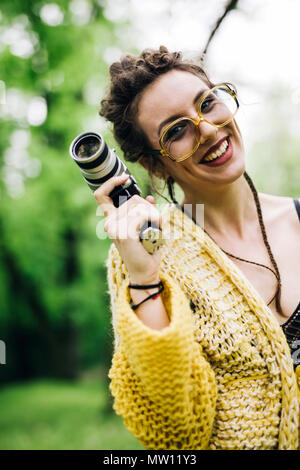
[120,54,136,71]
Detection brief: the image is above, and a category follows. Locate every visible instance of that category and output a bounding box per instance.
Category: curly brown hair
[99,45,213,197]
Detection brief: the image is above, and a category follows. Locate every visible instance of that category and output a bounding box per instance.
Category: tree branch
[200,0,240,62]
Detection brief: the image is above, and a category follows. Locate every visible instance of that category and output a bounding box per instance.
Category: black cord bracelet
[128,281,163,290]
[129,283,164,311]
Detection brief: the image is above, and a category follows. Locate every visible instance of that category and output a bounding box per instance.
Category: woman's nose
[198,120,218,145]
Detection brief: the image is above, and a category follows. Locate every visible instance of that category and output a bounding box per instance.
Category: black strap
[128,281,163,289]
[293,198,300,222]
[129,283,165,310]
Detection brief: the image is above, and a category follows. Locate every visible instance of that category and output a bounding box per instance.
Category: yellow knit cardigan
[106,202,300,450]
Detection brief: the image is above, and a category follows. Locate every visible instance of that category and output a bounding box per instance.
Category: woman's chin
[222,155,246,181]
[192,151,246,183]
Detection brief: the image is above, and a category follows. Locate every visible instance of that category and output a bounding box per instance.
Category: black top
[281,198,300,369]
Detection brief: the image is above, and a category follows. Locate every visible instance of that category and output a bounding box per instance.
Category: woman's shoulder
[259,192,300,227]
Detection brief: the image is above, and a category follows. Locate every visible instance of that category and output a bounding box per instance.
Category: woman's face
[137,69,245,198]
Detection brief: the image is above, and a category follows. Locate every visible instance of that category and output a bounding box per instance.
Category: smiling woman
[96,45,300,450]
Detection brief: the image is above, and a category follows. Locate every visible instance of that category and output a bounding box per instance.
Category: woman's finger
[145,195,155,205]
[94,174,129,217]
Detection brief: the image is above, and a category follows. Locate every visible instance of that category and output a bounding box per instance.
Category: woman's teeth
[202,139,228,162]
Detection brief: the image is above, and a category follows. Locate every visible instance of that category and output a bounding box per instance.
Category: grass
[0,376,144,450]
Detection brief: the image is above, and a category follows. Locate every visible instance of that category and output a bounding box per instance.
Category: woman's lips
[199,137,232,167]
[199,136,228,163]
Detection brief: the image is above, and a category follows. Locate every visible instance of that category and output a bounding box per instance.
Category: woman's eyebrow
[157,88,208,136]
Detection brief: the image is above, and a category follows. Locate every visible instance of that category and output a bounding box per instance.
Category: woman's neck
[181,174,258,240]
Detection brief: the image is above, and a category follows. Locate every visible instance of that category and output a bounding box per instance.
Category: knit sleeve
[106,244,218,450]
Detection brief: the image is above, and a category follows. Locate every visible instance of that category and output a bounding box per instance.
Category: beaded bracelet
[129,281,164,311]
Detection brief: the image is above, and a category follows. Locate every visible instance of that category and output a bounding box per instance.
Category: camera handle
[108,175,164,254]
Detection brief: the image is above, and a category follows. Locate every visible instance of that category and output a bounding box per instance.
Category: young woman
[94,46,300,450]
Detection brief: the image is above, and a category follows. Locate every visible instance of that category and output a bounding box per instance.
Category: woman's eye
[165,123,186,141]
[201,97,214,113]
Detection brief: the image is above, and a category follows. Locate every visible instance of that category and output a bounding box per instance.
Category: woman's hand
[94,174,162,284]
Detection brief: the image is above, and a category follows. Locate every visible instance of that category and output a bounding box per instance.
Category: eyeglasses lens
[162,119,199,162]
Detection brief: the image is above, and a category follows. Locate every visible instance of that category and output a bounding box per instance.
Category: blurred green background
[0,0,299,451]
[0,0,146,450]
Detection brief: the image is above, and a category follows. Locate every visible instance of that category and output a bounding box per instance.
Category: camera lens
[74,135,100,159]
[70,131,131,192]
[70,131,142,208]
[71,132,107,169]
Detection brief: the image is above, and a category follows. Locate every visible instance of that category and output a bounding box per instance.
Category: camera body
[69,131,163,254]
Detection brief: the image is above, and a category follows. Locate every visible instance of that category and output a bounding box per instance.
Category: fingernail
[118,173,129,179]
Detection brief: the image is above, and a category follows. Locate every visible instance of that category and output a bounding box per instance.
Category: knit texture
[106,203,300,450]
